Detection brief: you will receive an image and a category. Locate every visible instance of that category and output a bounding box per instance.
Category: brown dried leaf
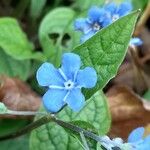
[0,76,41,112]
[113,54,150,94]
[107,86,150,140]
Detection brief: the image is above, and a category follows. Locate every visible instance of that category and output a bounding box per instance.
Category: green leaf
[0,135,29,150]
[73,0,104,11]
[73,10,140,99]
[0,49,31,80]
[0,18,43,60]
[132,0,149,10]
[0,119,29,149]
[39,8,79,64]
[0,119,29,136]
[30,0,47,19]
[30,91,111,150]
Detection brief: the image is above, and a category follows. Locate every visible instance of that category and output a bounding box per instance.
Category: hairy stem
[0,114,116,149]
[6,110,47,116]
[79,132,90,150]
[0,115,54,141]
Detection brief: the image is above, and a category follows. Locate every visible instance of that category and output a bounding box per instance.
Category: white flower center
[93,23,101,31]
[112,14,119,22]
[64,80,74,90]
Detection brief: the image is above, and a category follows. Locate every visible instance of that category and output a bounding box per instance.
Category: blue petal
[80,30,95,43]
[130,38,143,46]
[137,143,150,150]
[97,8,112,27]
[128,127,144,143]
[117,2,132,16]
[42,89,67,112]
[36,62,64,86]
[74,18,91,33]
[66,89,85,111]
[88,6,105,22]
[100,16,112,27]
[104,2,117,15]
[61,53,81,80]
[76,67,97,88]
[143,135,150,144]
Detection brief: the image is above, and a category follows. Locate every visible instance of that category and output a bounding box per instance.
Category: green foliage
[0,120,29,149]
[132,0,149,10]
[0,49,31,80]
[30,91,111,150]
[0,119,29,136]
[74,10,140,99]
[39,7,80,65]
[30,0,47,19]
[0,18,43,60]
[73,0,105,11]
[0,135,29,150]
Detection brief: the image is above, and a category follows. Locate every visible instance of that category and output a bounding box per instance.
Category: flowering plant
[0,0,149,150]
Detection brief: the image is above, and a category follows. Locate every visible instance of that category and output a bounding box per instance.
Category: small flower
[36,53,97,112]
[130,37,143,47]
[98,135,131,150]
[104,1,132,22]
[128,127,150,150]
[74,6,111,43]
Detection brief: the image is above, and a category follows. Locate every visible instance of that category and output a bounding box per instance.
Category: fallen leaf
[0,76,41,117]
[112,53,150,94]
[107,86,150,140]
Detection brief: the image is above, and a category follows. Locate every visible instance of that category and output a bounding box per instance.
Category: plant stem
[80,131,90,150]
[0,115,54,141]
[6,110,47,116]
[54,118,102,142]
[0,114,117,149]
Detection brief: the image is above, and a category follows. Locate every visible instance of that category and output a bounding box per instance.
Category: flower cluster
[128,127,150,149]
[74,1,132,42]
[36,53,97,113]
[99,127,150,150]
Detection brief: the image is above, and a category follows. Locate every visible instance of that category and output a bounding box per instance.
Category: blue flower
[36,53,97,112]
[128,127,150,150]
[74,6,111,43]
[130,37,143,46]
[104,1,132,22]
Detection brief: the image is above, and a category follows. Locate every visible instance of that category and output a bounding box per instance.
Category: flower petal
[76,67,97,88]
[130,38,143,46]
[104,2,117,15]
[42,89,67,112]
[100,15,112,27]
[117,2,132,17]
[74,18,91,33]
[61,53,81,80]
[144,135,150,144]
[66,89,85,111]
[128,127,144,143]
[88,6,105,22]
[36,62,64,86]
[80,30,95,43]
